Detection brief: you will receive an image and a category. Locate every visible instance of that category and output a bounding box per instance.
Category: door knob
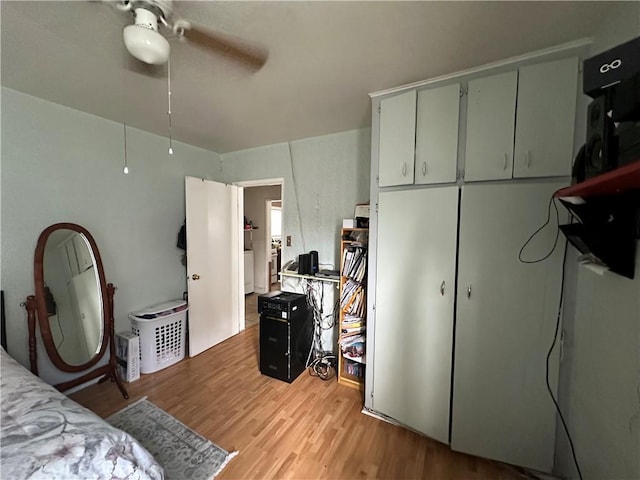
[192,274,200,280]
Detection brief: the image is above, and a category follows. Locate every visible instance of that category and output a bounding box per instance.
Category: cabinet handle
[422,161,427,177]
[467,285,472,299]
[525,151,531,168]
[192,274,200,280]
[402,162,407,177]
[503,153,508,171]
[440,281,445,296]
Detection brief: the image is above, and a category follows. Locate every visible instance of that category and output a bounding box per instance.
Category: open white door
[185,176,244,357]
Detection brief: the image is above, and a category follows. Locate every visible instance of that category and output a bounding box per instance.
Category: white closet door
[452,181,566,473]
[464,70,517,181]
[378,91,416,187]
[514,57,578,178]
[415,83,460,184]
[373,186,459,444]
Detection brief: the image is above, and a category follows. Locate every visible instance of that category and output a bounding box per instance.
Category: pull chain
[167,55,173,155]
[123,123,129,174]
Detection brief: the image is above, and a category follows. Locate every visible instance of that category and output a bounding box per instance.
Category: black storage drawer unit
[258,291,311,383]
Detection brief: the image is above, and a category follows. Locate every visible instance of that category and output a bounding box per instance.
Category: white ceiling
[2,1,612,154]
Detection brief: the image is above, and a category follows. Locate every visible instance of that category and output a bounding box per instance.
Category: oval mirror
[34,224,108,371]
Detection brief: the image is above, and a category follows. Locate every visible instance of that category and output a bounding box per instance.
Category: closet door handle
[440,281,445,296]
[402,162,407,177]
[422,161,427,177]
[503,153,509,171]
[467,285,472,299]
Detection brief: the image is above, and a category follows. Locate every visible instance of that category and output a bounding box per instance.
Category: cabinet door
[464,71,517,181]
[373,186,459,444]
[514,57,578,178]
[452,181,566,473]
[73,233,94,273]
[64,239,80,277]
[415,83,460,184]
[378,91,416,187]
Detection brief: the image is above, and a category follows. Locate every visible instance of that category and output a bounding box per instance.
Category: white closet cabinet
[464,57,578,181]
[415,84,460,184]
[379,84,460,187]
[451,181,566,473]
[378,91,416,187]
[464,71,518,181]
[514,57,579,178]
[372,186,459,444]
[73,233,94,273]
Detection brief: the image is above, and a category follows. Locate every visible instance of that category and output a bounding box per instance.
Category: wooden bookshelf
[337,228,368,391]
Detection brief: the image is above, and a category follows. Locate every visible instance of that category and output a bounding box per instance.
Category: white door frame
[235,178,284,328]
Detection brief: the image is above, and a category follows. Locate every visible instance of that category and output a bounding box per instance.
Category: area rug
[107,398,237,480]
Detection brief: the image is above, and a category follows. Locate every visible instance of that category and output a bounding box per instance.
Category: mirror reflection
[43,229,104,365]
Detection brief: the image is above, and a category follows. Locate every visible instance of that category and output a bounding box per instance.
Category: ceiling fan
[109,0,268,70]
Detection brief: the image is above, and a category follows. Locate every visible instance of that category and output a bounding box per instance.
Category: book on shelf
[341,247,367,282]
[339,334,365,364]
[341,325,365,335]
[344,360,365,378]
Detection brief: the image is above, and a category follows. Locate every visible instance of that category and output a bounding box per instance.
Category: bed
[0,348,163,480]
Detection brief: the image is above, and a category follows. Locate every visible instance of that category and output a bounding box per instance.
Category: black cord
[546,241,583,480]
[518,188,582,478]
[519,189,562,264]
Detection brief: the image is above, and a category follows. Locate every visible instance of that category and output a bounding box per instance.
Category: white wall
[221,128,371,269]
[556,4,640,479]
[243,185,281,293]
[222,129,370,352]
[1,87,219,384]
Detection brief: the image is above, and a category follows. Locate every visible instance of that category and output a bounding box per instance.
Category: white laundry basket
[128,300,188,374]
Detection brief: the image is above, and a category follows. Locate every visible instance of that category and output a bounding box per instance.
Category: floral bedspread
[0,349,163,480]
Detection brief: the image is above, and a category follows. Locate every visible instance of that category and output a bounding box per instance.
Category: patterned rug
[107,398,237,480]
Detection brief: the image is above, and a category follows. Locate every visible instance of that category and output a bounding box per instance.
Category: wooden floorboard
[71,325,524,480]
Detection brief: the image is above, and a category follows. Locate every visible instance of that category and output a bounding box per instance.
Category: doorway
[236,179,283,329]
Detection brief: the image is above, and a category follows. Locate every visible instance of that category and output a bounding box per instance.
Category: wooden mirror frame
[25,223,128,399]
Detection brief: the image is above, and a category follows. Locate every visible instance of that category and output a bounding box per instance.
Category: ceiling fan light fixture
[123,8,170,65]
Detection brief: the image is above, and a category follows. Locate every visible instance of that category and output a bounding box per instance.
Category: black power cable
[518,189,583,480]
[546,241,583,480]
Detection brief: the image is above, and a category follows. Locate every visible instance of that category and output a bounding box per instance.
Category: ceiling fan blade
[182,25,268,71]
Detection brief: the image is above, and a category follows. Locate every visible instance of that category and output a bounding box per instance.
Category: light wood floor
[71,326,524,480]
[245,292,260,328]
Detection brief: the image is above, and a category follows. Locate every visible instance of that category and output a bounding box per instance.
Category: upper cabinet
[379,84,460,187]
[415,84,460,185]
[378,91,417,187]
[465,57,579,181]
[378,56,579,187]
[464,71,518,181]
[513,57,579,178]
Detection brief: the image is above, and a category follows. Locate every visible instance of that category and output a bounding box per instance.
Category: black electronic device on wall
[584,95,617,178]
[576,36,640,181]
[559,191,640,279]
[258,291,312,383]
